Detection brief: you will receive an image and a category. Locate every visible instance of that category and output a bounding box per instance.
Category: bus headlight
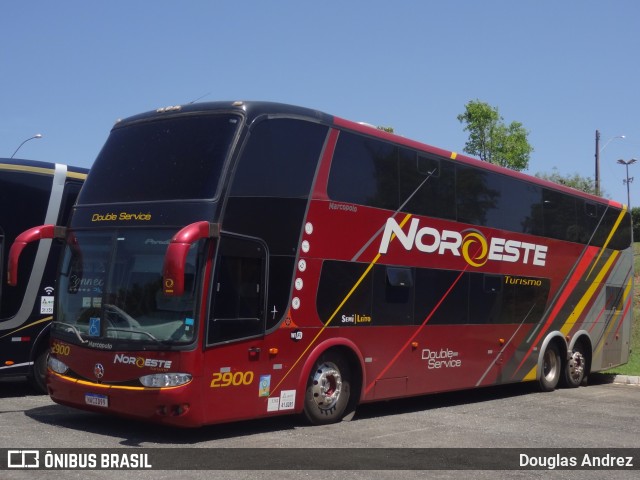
[48,356,69,375]
[139,373,192,388]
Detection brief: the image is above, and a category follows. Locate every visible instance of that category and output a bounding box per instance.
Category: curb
[611,375,640,385]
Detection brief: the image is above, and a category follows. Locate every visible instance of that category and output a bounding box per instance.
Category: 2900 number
[210,371,254,388]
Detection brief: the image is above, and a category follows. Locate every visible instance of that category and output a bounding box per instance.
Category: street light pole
[617,158,637,208]
[10,133,43,159]
[595,130,625,196]
[595,130,600,195]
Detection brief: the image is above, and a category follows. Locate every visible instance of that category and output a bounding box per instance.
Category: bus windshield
[78,113,241,204]
[54,229,203,347]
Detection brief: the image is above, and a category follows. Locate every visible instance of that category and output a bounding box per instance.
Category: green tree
[631,207,640,242]
[457,100,533,171]
[535,168,598,195]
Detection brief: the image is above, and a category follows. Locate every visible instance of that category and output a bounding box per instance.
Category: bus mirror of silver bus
[162,221,219,297]
[8,224,67,286]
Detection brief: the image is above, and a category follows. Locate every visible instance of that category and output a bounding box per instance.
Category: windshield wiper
[54,322,88,344]
[105,327,161,343]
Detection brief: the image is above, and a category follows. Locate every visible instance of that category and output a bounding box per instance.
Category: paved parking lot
[1,375,639,479]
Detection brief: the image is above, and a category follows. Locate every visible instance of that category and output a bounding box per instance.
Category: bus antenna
[188,92,212,104]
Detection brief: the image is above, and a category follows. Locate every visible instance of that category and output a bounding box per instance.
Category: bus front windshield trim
[54,229,204,348]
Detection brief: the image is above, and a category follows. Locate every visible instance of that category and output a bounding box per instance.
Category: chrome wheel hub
[310,362,342,411]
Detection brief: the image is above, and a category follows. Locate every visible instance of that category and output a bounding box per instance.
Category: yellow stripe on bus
[560,251,619,337]
[0,162,87,180]
[587,207,627,280]
[0,316,53,339]
[51,372,189,391]
[523,366,537,382]
[67,171,88,180]
[0,163,54,176]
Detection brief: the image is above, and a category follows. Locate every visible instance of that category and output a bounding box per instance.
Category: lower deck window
[317,260,550,326]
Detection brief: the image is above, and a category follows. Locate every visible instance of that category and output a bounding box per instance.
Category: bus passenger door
[208,235,266,344]
[205,234,269,418]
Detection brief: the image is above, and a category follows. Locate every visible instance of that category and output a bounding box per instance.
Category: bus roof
[112,101,621,209]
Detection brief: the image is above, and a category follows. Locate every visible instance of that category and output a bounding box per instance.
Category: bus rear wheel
[562,344,587,388]
[538,343,561,392]
[303,354,351,425]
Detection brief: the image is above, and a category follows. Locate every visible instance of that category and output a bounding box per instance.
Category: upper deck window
[79,114,241,204]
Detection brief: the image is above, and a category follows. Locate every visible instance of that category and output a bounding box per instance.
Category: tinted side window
[592,208,632,250]
[414,270,549,325]
[400,150,456,220]
[456,165,500,226]
[317,260,372,325]
[231,118,328,198]
[543,189,579,242]
[328,131,398,210]
[371,265,414,325]
[318,262,416,327]
[481,175,544,235]
[414,269,468,325]
[57,181,83,227]
[492,275,549,324]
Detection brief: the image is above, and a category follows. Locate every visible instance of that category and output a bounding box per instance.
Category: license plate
[85,393,109,408]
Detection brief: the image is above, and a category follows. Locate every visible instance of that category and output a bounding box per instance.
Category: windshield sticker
[89,317,101,337]
[40,296,54,314]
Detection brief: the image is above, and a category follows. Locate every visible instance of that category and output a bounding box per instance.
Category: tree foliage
[631,207,640,242]
[535,168,598,195]
[457,100,533,171]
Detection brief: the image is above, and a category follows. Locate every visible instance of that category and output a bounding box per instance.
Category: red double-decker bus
[9,101,633,427]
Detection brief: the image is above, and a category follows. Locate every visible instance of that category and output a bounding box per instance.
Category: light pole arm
[10,134,42,159]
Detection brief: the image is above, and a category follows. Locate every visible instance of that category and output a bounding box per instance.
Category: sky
[2,1,640,206]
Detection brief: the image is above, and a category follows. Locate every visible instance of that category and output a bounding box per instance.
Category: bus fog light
[139,373,192,387]
[48,356,69,374]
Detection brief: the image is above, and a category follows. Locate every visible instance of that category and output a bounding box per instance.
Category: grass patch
[603,242,640,376]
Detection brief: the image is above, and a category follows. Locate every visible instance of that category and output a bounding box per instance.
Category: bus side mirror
[8,225,66,286]
[162,221,219,297]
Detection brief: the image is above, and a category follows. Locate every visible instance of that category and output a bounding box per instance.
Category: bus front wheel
[303,354,351,425]
[29,348,49,393]
[538,343,561,392]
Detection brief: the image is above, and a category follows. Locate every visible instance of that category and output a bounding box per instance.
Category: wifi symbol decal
[44,286,54,295]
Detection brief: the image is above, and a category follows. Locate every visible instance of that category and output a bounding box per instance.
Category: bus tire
[303,354,351,425]
[538,342,561,392]
[562,343,587,388]
[29,348,49,394]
